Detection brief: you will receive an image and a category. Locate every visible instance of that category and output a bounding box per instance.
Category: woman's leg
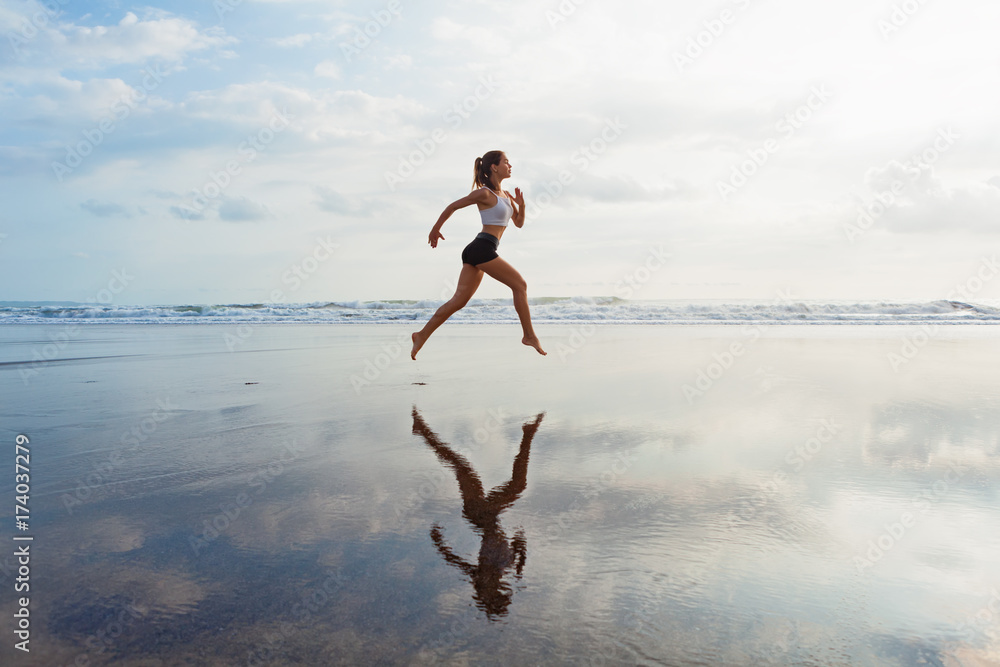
[411,263,484,359]
[478,257,546,355]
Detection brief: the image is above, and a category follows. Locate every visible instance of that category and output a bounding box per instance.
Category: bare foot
[411,332,426,360]
[522,336,546,356]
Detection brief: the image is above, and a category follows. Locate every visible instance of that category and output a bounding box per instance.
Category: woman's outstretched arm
[430,525,476,577]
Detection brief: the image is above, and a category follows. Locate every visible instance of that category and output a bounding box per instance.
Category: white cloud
[314,60,341,79]
[384,54,412,70]
[430,16,511,56]
[313,186,380,216]
[219,196,271,222]
[270,32,316,47]
[883,183,1000,235]
[180,81,310,124]
[5,72,171,124]
[21,11,236,67]
[854,158,1000,234]
[4,0,1000,303]
[175,82,428,149]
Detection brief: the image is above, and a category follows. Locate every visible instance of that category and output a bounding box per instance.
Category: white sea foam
[2,298,999,325]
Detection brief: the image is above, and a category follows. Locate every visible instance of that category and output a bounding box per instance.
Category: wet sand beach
[1,323,999,666]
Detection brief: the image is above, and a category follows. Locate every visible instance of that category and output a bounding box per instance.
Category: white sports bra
[479,188,513,227]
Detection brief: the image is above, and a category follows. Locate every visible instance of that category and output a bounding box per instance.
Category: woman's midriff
[480,226,504,241]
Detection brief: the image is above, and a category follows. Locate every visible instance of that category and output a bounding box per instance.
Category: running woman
[411,150,546,359]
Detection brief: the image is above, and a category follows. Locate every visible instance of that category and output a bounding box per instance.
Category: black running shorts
[461,232,500,266]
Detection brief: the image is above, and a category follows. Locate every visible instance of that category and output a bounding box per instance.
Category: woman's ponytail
[472,150,504,191]
[472,157,484,190]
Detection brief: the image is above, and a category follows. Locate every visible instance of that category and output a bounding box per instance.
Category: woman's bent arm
[428,190,490,248]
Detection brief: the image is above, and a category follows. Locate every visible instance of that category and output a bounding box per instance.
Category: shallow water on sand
[1,324,999,666]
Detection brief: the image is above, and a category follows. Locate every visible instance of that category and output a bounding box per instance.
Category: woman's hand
[429,229,445,248]
[509,187,526,227]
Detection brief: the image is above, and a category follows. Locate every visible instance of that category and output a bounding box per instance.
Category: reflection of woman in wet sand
[410,151,546,359]
[411,407,544,618]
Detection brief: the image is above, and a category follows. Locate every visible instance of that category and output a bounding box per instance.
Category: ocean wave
[2,299,999,325]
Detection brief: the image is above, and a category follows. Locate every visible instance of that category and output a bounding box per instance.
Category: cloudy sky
[1,0,999,305]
